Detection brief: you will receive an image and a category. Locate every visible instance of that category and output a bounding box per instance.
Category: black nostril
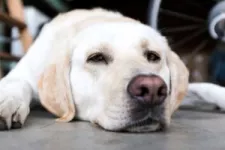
[156,85,168,105]
[139,86,149,97]
[158,85,167,97]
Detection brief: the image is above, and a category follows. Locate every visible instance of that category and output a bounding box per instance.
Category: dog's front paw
[0,80,32,130]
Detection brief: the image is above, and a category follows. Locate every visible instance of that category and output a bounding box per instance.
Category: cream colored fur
[0,8,191,132]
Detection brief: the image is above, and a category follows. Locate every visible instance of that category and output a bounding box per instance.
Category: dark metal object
[148,0,217,53]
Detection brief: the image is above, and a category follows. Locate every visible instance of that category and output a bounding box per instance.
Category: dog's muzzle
[123,74,168,132]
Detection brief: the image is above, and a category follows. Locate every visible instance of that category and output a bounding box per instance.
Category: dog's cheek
[70,67,97,120]
[163,96,173,127]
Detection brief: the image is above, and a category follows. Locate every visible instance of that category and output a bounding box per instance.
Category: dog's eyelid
[144,50,161,63]
[87,52,110,64]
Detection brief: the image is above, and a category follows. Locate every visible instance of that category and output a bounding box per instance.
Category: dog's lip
[121,117,164,133]
[127,117,157,127]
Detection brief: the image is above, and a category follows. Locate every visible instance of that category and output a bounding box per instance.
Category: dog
[0,7,222,133]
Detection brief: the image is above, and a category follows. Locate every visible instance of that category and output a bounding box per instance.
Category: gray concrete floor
[1,105,225,150]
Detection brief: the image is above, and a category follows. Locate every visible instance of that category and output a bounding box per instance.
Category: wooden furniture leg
[6,0,33,52]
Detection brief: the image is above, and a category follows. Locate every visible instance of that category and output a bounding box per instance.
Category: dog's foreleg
[181,83,225,109]
[0,24,54,129]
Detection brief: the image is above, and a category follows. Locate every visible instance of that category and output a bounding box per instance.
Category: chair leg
[6,0,33,53]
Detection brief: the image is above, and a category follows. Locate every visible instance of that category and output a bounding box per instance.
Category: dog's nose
[127,74,167,106]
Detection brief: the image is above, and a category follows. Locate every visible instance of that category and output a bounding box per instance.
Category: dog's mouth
[121,117,164,133]
[94,102,166,133]
[120,103,166,133]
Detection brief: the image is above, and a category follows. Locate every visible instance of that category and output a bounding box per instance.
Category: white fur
[182,83,225,109]
[0,8,219,131]
[69,22,171,130]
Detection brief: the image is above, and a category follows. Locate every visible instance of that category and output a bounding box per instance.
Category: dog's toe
[12,121,22,129]
[0,118,7,130]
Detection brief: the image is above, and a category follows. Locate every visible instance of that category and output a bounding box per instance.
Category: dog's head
[38,17,189,133]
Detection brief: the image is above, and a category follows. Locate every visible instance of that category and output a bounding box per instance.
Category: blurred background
[1,0,225,86]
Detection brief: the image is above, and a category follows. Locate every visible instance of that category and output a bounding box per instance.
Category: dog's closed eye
[144,51,160,63]
[87,52,110,65]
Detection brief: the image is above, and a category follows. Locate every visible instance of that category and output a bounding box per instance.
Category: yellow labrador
[0,8,189,132]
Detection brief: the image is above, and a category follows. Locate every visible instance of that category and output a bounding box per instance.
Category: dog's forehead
[71,22,169,62]
[75,22,166,47]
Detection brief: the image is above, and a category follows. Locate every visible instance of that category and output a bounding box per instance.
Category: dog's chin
[94,103,166,133]
[95,116,166,133]
[121,118,164,133]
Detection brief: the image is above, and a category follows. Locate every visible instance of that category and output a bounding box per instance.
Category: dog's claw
[0,118,8,130]
[0,80,31,131]
[12,121,22,129]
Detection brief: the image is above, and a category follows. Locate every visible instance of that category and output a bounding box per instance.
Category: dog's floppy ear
[166,49,189,114]
[38,47,75,122]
